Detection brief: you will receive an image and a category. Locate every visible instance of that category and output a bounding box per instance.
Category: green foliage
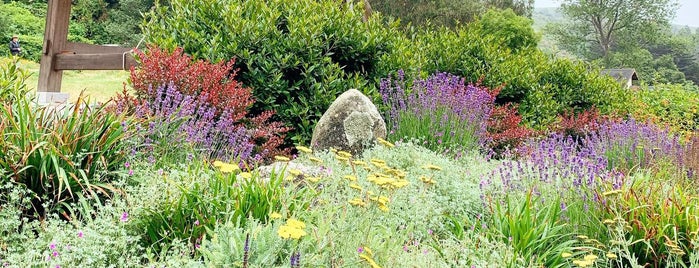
[0,59,30,102]
[488,193,578,267]
[137,162,298,255]
[0,95,129,219]
[598,174,699,266]
[472,9,539,51]
[144,0,391,144]
[630,84,699,138]
[371,0,535,29]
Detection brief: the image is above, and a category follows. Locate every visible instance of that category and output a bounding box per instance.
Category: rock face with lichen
[311,89,386,155]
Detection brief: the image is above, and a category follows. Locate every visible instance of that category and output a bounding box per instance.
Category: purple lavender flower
[243,233,250,268]
[380,71,495,153]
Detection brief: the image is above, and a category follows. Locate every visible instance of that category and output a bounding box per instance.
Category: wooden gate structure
[38,0,138,104]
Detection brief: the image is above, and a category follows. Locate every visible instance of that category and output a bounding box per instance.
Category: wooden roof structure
[38,0,137,101]
[600,68,638,82]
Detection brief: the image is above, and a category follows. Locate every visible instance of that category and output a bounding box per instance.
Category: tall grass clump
[0,95,129,219]
[380,71,495,154]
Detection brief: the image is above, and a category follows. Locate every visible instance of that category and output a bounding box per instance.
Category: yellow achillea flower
[337,151,352,158]
[420,176,435,184]
[213,160,225,167]
[603,189,622,196]
[217,162,240,174]
[270,212,282,219]
[572,260,592,267]
[349,183,363,191]
[309,156,324,164]
[376,137,394,148]
[288,169,303,177]
[359,253,382,268]
[277,218,307,239]
[274,155,291,162]
[583,254,598,261]
[370,195,390,206]
[390,179,410,188]
[239,172,252,179]
[277,225,307,239]
[370,158,386,166]
[422,164,442,171]
[561,252,572,258]
[286,218,306,229]
[606,252,617,260]
[378,204,389,212]
[344,175,358,182]
[336,155,350,162]
[349,198,367,207]
[306,176,321,183]
[576,235,589,240]
[295,145,312,154]
[351,160,367,166]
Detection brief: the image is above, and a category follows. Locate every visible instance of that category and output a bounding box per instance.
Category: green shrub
[631,84,699,138]
[0,95,129,219]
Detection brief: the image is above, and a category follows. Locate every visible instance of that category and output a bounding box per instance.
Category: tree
[552,0,678,60]
[370,0,534,29]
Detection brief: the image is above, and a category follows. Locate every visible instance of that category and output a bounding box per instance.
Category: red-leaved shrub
[553,108,600,141]
[121,45,290,162]
[487,103,535,158]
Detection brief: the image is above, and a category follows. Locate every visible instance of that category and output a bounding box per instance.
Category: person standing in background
[9,36,21,57]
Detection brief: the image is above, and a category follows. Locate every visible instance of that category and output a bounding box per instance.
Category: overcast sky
[535,0,699,27]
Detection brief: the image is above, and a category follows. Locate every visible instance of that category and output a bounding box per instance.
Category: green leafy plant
[487,192,578,267]
[0,59,30,102]
[0,95,129,220]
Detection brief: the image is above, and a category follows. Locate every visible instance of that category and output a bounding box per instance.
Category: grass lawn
[1,57,128,103]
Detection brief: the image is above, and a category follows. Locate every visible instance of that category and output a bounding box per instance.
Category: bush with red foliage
[553,108,601,141]
[486,103,536,158]
[119,45,290,162]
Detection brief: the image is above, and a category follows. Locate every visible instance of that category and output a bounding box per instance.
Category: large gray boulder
[311,89,387,155]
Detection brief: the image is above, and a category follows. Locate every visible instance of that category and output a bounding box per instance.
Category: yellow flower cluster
[602,189,623,197]
[289,169,303,177]
[213,160,240,174]
[349,198,367,207]
[376,137,394,148]
[277,218,307,240]
[274,155,291,162]
[366,173,410,190]
[420,176,436,184]
[295,145,313,154]
[422,164,442,171]
[359,246,382,268]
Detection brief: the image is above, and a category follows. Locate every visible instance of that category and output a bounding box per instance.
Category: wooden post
[38,0,71,94]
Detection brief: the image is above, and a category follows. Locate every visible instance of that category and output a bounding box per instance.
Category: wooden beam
[64,42,132,54]
[54,53,138,70]
[38,0,71,93]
